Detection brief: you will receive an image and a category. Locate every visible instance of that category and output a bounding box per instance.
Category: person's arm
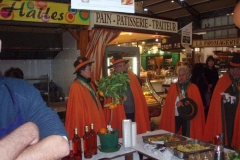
[17,135,69,160]
[0,122,39,160]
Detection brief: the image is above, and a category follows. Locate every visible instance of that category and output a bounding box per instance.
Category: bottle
[72,128,82,160]
[83,126,92,159]
[89,123,98,155]
[214,133,224,160]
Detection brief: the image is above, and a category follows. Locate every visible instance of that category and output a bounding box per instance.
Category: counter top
[49,101,67,112]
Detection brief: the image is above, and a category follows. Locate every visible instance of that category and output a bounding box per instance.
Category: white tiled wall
[0,31,79,96]
[0,60,51,79]
[52,31,80,97]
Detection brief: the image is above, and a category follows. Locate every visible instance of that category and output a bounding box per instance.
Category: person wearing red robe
[203,54,240,149]
[104,55,150,137]
[65,57,106,139]
[159,65,205,140]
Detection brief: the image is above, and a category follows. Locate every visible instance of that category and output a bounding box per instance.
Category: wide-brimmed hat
[73,57,94,74]
[229,53,240,68]
[177,98,198,120]
[108,55,129,68]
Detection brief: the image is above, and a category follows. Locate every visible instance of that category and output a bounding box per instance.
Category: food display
[144,92,158,104]
[177,144,211,152]
[142,133,187,144]
[165,140,215,159]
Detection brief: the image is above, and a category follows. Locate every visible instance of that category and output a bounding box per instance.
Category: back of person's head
[191,63,204,83]
[4,67,24,79]
[205,56,215,66]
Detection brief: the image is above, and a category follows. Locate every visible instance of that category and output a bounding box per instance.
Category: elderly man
[203,54,240,150]
[65,56,106,138]
[0,74,69,159]
[104,55,150,137]
[159,65,205,140]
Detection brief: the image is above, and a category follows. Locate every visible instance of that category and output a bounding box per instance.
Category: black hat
[73,57,94,74]
[177,98,198,120]
[229,53,240,68]
[108,55,129,69]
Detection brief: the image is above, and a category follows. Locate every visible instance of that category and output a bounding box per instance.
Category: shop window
[221,29,228,38]
[202,18,214,28]
[229,28,237,37]
[215,17,222,26]
[215,30,222,38]
[208,31,215,39]
[221,16,228,26]
[228,15,234,24]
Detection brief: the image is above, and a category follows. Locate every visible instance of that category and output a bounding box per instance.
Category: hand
[176,101,183,107]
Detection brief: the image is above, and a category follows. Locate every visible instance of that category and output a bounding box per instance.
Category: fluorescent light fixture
[195,48,200,52]
[194,31,207,35]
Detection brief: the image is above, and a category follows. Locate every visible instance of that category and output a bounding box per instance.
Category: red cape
[104,71,150,137]
[203,74,240,149]
[65,80,106,139]
[159,83,205,140]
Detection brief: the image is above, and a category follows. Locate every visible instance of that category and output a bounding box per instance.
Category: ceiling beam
[143,0,168,8]
[173,0,201,27]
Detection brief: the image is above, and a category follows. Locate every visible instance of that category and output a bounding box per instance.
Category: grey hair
[177,65,190,78]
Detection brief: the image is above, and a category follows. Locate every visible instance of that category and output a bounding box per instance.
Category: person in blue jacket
[0,74,69,159]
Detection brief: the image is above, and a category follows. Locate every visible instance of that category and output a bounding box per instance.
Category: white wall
[0,59,51,78]
[0,31,79,97]
[52,31,79,97]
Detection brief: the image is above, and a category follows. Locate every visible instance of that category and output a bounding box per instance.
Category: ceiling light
[144,8,148,11]
[155,39,158,42]
[194,31,207,35]
[171,0,174,2]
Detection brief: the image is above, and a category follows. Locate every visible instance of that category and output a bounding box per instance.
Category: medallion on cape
[176,81,191,100]
[77,76,99,107]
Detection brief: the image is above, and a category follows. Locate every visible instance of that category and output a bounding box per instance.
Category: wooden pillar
[65,25,89,57]
[77,30,89,57]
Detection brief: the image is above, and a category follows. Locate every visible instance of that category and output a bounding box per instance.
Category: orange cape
[104,71,150,137]
[159,83,205,140]
[65,80,106,139]
[203,74,240,149]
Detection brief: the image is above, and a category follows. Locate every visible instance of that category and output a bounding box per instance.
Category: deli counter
[141,76,165,122]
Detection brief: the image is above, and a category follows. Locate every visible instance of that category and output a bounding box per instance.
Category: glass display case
[142,76,162,106]
[141,76,164,118]
[142,75,165,130]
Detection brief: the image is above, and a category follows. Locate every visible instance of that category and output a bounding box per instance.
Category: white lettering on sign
[93,12,178,33]
[193,38,240,47]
